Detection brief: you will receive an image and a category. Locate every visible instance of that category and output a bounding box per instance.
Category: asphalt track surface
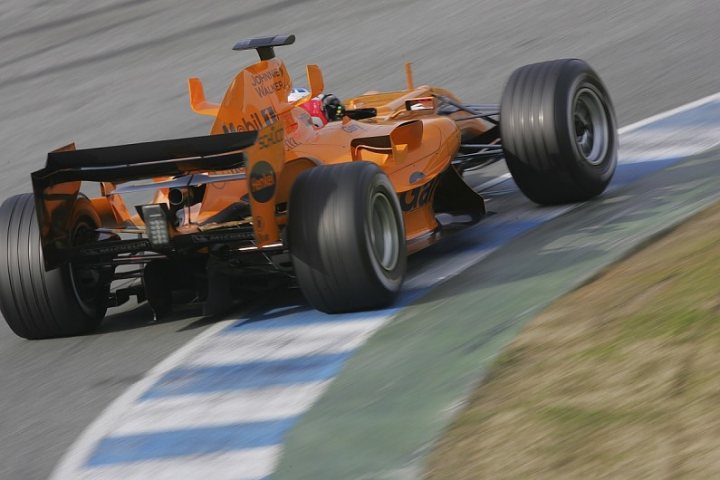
[0,1,719,479]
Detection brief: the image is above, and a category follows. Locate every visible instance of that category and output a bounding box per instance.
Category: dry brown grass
[425,202,720,480]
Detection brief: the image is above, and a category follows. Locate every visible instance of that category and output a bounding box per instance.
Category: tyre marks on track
[51,93,720,480]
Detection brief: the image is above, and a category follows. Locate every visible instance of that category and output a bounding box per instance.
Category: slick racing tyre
[288,161,406,313]
[500,58,617,204]
[0,194,109,339]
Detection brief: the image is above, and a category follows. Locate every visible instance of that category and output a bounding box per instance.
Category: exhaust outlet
[168,188,189,206]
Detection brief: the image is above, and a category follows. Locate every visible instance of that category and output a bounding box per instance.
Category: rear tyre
[500,58,617,204]
[0,194,109,339]
[288,162,406,313]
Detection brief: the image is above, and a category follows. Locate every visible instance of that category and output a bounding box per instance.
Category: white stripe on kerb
[113,382,329,435]
[77,446,278,480]
[185,319,384,366]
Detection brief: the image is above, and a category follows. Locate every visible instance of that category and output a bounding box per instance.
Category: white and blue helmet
[287,87,310,102]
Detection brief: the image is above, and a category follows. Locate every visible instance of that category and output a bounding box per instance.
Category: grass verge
[425,201,720,479]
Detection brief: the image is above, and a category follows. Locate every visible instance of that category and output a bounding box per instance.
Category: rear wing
[32,131,256,187]
[30,127,288,268]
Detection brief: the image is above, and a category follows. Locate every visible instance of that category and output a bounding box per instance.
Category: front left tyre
[0,194,109,339]
[288,161,406,313]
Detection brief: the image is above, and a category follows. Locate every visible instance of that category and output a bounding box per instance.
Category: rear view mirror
[306,64,324,99]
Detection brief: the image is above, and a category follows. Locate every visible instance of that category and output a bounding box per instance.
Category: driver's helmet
[288,87,329,128]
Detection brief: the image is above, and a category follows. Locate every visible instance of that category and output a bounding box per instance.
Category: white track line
[618,92,720,134]
[50,91,720,480]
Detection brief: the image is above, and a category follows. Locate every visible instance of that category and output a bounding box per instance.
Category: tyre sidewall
[555,62,618,191]
[358,170,406,293]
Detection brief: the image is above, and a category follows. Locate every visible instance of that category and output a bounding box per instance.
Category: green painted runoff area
[275,151,720,480]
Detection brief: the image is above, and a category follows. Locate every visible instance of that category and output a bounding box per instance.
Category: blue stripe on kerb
[614,158,678,186]
[142,352,350,399]
[86,417,296,466]
[474,219,544,249]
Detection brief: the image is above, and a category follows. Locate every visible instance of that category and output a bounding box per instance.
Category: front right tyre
[500,58,618,204]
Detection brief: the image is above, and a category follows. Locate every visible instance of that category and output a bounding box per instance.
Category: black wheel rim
[573,87,609,166]
[69,221,103,310]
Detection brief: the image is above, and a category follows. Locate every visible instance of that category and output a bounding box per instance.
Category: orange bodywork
[34,53,489,262]
[183,56,489,248]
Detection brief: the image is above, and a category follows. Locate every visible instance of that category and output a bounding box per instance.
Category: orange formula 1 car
[0,35,617,339]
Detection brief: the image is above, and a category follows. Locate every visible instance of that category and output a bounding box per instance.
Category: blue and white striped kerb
[52,93,720,480]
